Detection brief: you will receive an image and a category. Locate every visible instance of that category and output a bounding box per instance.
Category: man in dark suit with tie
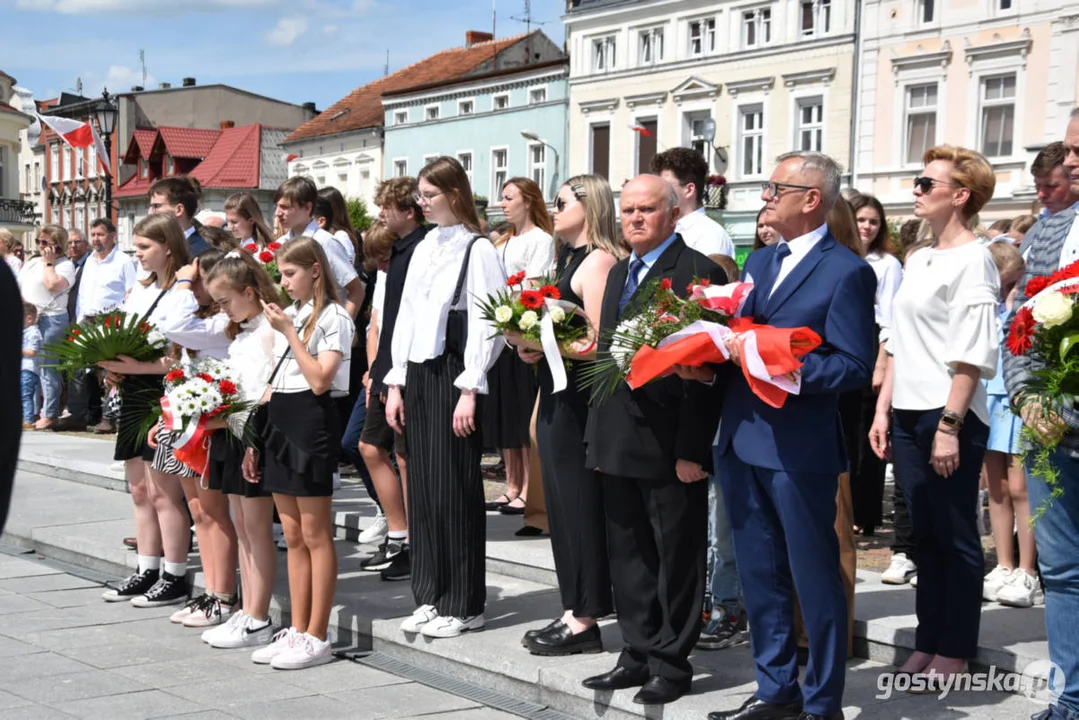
[55,230,92,431]
[583,174,727,705]
[708,152,876,720]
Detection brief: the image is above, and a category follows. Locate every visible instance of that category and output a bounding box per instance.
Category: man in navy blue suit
[708,152,876,720]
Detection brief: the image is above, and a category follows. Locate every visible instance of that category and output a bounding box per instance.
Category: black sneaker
[696,611,749,650]
[130,571,188,607]
[102,568,159,602]
[361,539,397,571]
[380,545,411,581]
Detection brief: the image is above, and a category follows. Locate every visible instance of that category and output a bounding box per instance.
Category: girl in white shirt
[225,192,276,251]
[199,250,284,651]
[246,236,354,671]
[384,156,506,639]
[869,145,1000,687]
[485,177,556,515]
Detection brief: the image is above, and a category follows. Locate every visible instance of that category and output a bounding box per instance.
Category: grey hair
[776,151,843,211]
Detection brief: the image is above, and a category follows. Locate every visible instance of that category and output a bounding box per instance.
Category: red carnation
[102,317,111,328]
[258,251,274,263]
[166,369,185,383]
[539,285,561,300]
[218,380,237,396]
[72,328,81,335]
[660,278,673,291]
[140,322,150,333]
[698,277,711,288]
[196,372,214,383]
[1025,276,1051,297]
[267,242,282,252]
[67,336,75,343]
[1006,306,1036,356]
[243,244,258,254]
[507,271,527,287]
[520,290,544,309]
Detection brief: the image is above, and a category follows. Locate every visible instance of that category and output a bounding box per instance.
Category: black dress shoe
[797,712,843,720]
[633,675,691,705]
[522,618,563,646]
[526,623,602,656]
[707,696,804,720]
[582,665,649,691]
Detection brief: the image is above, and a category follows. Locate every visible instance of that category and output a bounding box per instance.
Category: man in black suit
[583,174,727,705]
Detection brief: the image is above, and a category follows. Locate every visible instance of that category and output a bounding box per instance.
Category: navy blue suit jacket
[188,229,211,258]
[716,232,877,476]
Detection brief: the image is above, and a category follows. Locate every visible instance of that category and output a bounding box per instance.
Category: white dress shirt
[270,300,354,396]
[155,285,232,359]
[384,224,506,393]
[76,246,138,321]
[499,227,555,279]
[333,229,357,265]
[886,241,1000,425]
[676,208,736,258]
[19,256,77,317]
[768,224,829,297]
[223,314,276,438]
[278,220,358,303]
[372,270,387,340]
[1057,213,1079,270]
[122,279,174,323]
[866,251,903,343]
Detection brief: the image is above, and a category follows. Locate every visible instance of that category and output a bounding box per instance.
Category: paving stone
[164,675,314,709]
[0,688,32,710]
[0,634,42,658]
[328,682,480,718]
[0,650,97,680]
[0,669,148,704]
[0,592,59,615]
[27,587,116,609]
[0,573,98,594]
[0,705,74,720]
[274,659,410,694]
[54,689,207,719]
[225,694,352,720]
[110,656,255,689]
[399,710,521,720]
[56,633,214,669]
[0,557,62,580]
[157,712,241,720]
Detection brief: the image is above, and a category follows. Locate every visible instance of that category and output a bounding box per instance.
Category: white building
[0,70,35,243]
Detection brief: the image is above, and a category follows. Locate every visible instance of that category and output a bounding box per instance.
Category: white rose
[494,305,513,324]
[548,306,566,324]
[518,310,539,331]
[1033,291,1074,328]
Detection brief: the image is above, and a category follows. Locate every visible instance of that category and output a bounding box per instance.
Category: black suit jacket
[67,255,87,321]
[584,235,727,479]
[0,263,22,533]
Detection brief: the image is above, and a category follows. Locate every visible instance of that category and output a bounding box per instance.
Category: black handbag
[445,235,481,357]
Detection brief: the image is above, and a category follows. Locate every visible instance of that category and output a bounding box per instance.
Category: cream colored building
[0,70,34,243]
[853,0,1078,220]
[564,0,857,242]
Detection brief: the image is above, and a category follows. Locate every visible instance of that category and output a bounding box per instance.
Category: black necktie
[762,243,792,299]
[619,258,645,313]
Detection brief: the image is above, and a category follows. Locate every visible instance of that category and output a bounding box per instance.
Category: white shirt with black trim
[270,300,355,396]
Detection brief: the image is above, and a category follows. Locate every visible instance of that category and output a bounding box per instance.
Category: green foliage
[346,197,373,233]
[41,311,168,379]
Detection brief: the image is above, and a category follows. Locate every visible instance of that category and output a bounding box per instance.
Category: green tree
[347,196,373,232]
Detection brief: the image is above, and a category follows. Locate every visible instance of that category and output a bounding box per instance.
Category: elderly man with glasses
[708,152,877,720]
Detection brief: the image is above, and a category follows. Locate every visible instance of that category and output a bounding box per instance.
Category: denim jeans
[1026,448,1079,715]
[20,369,40,423]
[340,388,380,509]
[37,312,69,420]
[709,446,742,615]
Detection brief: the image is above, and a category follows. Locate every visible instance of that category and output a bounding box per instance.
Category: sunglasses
[913,176,955,193]
[554,188,586,212]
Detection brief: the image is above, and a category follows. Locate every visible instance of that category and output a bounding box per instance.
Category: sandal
[485,493,515,511]
[500,497,526,516]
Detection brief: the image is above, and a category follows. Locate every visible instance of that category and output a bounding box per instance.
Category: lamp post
[93,89,118,222]
[520,130,560,200]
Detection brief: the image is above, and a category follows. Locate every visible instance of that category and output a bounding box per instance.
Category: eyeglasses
[554,186,586,212]
[913,176,955,193]
[761,181,817,198]
[412,191,443,204]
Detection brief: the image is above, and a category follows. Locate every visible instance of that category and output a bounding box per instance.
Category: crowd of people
[8,108,1079,720]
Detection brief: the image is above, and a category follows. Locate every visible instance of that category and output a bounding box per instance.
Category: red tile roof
[283,32,532,143]
[189,124,261,189]
[113,174,155,199]
[158,127,221,159]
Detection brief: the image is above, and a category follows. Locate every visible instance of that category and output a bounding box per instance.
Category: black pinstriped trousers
[405,354,487,618]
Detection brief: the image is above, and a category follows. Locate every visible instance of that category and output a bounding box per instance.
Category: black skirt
[207,431,269,498]
[480,349,536,450]
[261,390,341,498]
[114,375,165,462]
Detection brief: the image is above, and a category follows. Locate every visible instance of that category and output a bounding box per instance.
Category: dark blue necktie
[619,258,646,313]
[763,243,792,298]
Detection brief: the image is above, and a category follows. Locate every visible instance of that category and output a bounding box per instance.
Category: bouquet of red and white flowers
[243,240,284,282]
[581,278,821,406]
[41,308,170,378]
[1006,259,1079,518]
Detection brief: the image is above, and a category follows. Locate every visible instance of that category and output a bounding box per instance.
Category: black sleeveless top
[537,244,590,403]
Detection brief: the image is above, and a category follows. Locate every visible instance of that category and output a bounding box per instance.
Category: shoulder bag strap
[450,235,482,310]
[144,288,169,319]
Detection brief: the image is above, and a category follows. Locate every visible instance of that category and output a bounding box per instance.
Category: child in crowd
[20,302,42,428]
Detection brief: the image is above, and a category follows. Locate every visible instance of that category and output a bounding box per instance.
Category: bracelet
[175,278,193,285]
[940,408,965,430]
[578,335,598,355]
[44,263,53,267]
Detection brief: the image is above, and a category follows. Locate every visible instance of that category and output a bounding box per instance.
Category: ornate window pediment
[671,77,721,104]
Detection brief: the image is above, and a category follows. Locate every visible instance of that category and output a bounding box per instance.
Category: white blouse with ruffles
[223,314,276,438]
[887,241,1000,425]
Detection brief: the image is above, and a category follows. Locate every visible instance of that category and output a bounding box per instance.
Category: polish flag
[284,153,299,163]
[629,123,655,138]
[37,113,112,175]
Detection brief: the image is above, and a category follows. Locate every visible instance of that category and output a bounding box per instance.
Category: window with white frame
[394,159,407,177]
[139,158,148,179]
[165,155,174,175]
[638,27,664,65]
[493,94,510,111]
[998,0,1012,8]
[425,105,440,121]
[918,0,934,23]
[529,88,547,105]
[980,74,1016,158]
[458,152,473,185]
[592,35,617,72]
[527,144,547,193]
[689,18,717,56]
[338,172,348,186]
[0,149,5,197]
[423,154,438,167]
[742,8,772,48]
[50,205,59,224]
[795,96,824,152]
[75,205,85,235]
[87,145,96,177]
[738,105,765,177]
[394,110,408,125]
[315,175,326,186]
[34,161,41,193]
[63,146,72,181]
[63,204,71,229]
[685,112,711,159]
[50,146,59,181]
[491,148,508,198]
[76,151,84,178]
[905,83,938,164]
[459,99,474,115]
[801,0,831,36]
[25,163,31,193]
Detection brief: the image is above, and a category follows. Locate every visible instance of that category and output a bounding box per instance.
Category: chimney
[131,85,144,92]
[465,30,493,47]
[182,77,196,87]
[220,120,235,129]
[159,82,171,89]
[302,101,317,113]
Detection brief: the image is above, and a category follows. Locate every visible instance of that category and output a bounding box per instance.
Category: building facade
[564,0,857,242]
[0,71,35,243]
[381,59,569,209]
[286,127,383,212]
[853,0,1079,220]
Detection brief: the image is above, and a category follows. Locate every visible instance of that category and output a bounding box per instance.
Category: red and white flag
[629,123,655,138]
[36,113,112,175]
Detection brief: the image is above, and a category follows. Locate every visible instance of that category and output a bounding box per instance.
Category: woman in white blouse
[869,145,1000,686]
[484,177,555,515]
[18,225,76,430]
[384,156,506,639]
[225,193,276,250]
[0,228,22,275]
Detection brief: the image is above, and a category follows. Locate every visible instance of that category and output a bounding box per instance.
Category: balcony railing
[0,198,37,226]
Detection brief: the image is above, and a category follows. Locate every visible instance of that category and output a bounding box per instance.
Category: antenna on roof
[492,0,496,40]
[75,77,83,96]
[510,0,548,63]
[384,50,389,76]
[139,49,147,88]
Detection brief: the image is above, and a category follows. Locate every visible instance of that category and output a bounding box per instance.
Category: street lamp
[520,130,560,199]
[93,89,118,221]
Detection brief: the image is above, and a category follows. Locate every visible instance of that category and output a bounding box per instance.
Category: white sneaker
[271,632,333,670]
[400,604,439,633]
[359,512,389,546]
[109,461,125,472]
[983,565,1014,601]
[183,595,235,628]
[251,627,299,664]
[202,610,246,644]
[204,612,275,648]
[170,595,208,624]
[420,614,485,638]
[881,553,917,585]
[910,574,918,588]
[997,569,1045,608]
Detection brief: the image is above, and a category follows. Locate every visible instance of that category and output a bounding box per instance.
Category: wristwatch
[939,409,965,430]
